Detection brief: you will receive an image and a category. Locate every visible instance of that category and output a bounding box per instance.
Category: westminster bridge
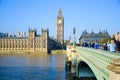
[67,46,120,80]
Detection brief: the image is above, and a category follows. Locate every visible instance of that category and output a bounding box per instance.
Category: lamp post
[69,36,71,45]
[73,27,76,46]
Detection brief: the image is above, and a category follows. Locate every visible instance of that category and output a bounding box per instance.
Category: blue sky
[0,0,120,40]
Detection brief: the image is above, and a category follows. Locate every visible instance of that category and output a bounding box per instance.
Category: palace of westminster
[0,9,111,53]
[0,9,64,53]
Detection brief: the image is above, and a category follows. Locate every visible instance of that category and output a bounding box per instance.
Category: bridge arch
[78,61,97,80]
[76,58,107,80]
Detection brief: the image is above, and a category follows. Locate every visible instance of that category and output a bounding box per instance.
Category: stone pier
[107,58,120,80]
[66,45,77,75]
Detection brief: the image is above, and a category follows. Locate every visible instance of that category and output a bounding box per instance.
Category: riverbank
[51,50,66,54]
[0,50,48,56]
[0,50,67,56]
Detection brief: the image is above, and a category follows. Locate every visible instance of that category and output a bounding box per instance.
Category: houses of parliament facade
[0,9,64,53]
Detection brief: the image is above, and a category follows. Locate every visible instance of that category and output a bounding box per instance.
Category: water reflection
[0,54,66,80]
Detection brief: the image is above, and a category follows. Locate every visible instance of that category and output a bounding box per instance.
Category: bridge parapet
[76,47,120,66]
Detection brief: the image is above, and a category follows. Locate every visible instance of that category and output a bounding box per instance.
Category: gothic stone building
[79,30,111,45]
[0,28,49,52]
[0,9,64,53]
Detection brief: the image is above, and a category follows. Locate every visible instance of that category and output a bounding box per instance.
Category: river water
[0,54,66,80]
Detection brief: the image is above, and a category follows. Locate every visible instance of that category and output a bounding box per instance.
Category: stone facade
[79,30,111,45]
[0,28,62,53]
[0,9,65,53]
[56,8,64,45]
[0,28,50,53]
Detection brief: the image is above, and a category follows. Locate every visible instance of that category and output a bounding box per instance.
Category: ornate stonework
[56,8,64,44]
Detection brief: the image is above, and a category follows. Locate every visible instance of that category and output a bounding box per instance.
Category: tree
[99,38,111,45]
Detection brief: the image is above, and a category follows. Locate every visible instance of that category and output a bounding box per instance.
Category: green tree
[99,38,111,45]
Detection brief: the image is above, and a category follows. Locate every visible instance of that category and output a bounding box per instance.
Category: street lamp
[73,27,76,46]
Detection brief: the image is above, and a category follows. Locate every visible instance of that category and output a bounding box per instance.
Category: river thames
[0,54,66,80]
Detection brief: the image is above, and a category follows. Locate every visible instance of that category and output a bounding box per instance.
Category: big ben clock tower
[56,8,64,44]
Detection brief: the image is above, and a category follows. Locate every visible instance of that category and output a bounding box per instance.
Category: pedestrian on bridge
[115,32,120,53]
[107,39,116,53]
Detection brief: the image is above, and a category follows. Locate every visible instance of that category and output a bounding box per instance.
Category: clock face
[58,19,62,24]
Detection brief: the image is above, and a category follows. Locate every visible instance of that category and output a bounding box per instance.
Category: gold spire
[58,8,62,15]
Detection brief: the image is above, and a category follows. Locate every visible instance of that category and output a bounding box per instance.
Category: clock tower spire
[58,8,62,15]
[56,8,64,45]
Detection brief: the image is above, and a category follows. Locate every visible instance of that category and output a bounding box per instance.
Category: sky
[0,0,120,40]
